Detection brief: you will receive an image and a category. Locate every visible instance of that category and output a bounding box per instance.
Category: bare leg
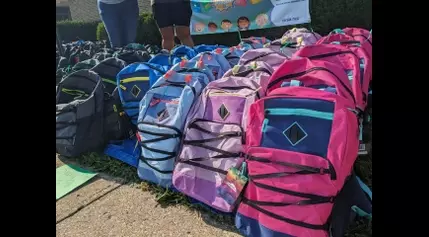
[175,26,194,48]
[159,27,175,51]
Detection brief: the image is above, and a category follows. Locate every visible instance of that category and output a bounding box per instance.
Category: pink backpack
[223,61,274,96]
[266,58,356,106]
[316,33,372,108]
[236,81,360,237]
[238,48,289,70]
[317,30,372,59]
[172,77,261,213]
[342,27,372,49]
[293,44,365,110]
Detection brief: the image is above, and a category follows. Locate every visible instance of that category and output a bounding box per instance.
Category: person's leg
[172,1,194,47]
[98,1,122,48]
[118,0,139,46]
[152,3,175,51]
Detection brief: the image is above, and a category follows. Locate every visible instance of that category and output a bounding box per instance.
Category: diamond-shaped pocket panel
[218,104,230,120]
[157,109,169,121]
[283,122,308,146]
[131,85,141,98]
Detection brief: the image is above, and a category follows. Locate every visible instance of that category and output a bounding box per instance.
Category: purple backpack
[172,77,261,213]
[282,27,322,48]
[223,61,274,97]
[264,40,299,58]
[238,48,289,70]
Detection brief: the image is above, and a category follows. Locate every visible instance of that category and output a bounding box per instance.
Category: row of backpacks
[55,27,372,237]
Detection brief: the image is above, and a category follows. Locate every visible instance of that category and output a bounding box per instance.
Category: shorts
[152,1,192,28]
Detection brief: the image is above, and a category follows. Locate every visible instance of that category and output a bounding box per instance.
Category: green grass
[61,146,372,236]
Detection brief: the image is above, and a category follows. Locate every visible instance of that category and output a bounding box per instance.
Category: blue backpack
[116,62,166,125]
[170,45,197,65]
[187,51,231,79]
[216,47,245,67]
[170,60,216,83]
[194,44,227,53]
[136,63,212,188]
[148,51,171,69]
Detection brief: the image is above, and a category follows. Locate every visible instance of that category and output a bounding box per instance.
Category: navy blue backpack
[116,62,166,125]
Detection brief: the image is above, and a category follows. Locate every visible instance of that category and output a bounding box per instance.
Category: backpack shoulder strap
[351,175,372,220]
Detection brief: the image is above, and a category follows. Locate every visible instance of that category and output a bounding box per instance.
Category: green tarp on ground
[56,164,97,200]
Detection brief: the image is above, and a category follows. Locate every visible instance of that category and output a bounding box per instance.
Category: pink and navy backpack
[238,48,289,70]
[293,44,364,110]
[172,76,261,213]
[235,60,360,236]
[266,58,356,106]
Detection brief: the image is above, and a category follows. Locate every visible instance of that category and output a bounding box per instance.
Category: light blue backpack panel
[187,52,231,80]
[137,69,210,187]
[170,60,216,84]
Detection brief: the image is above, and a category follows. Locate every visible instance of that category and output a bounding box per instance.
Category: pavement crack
[56,184,123,225]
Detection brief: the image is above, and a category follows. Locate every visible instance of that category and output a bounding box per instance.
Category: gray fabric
[91,57,126,94]
[56,110,77,146]
[56,70,105,157]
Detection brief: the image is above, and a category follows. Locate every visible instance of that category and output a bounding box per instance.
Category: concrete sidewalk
[56,157,241,237]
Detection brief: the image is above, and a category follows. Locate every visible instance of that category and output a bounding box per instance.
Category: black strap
[249,170,318,180]
[139,157,173,174]
[251,180,332,200]
[141,143,176,156]
[241,198,329,230]
[188,120,243,136]
[183,132,241,145]
[180,160,228,175]
[242,196,333,207]
[140,153,176,162]
[187,154,236,162]
[187,142,241,158]
[246,155,331,176]
[137,122,182,169]
[233,67,272,77]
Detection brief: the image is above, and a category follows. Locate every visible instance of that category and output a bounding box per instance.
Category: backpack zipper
[306,50,365,93]
[120,77,149,83]
[352,34,372,46]
[306,50,358,60]
[102,78,117,86]
[242,51,284,65]
[118,77,149,90]
[267,67,356,105]
[265,108,334,120]
[233,67,272,77]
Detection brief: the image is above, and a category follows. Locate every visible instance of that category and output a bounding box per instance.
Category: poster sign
[190,0,311,35]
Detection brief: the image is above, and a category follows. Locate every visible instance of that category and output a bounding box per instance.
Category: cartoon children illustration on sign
[235,0,247,6]
[194,22,206,33]
[221,19,232,32]
[237,16,250,31]
[208,22,218,32]
[255,13,269,28]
